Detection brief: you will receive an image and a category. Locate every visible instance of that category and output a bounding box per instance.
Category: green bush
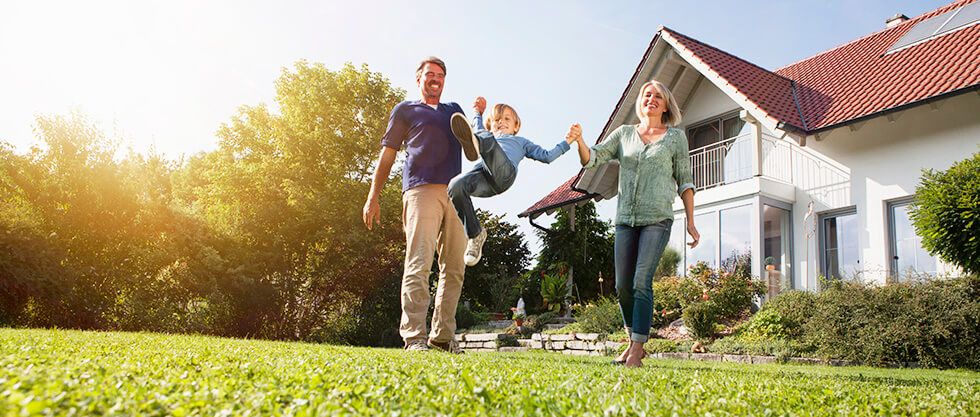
[909,151,980,275]
[803,276,980,369]
[540,266,570,314]
[572,297,623,334]
[683,301,717,340]
[455,303,489,330]
[522,312,557,333]
[760,290,817,339]
[643,338,680,353]
[655,246,681,278]
[687,259,765,320]
[708,336,808,360]
[736,309,792,341]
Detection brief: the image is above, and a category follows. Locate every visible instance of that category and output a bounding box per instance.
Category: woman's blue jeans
[615,220,673,343]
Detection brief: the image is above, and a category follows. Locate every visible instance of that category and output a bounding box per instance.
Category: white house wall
[794,92,980,288]
[679,77,741,128]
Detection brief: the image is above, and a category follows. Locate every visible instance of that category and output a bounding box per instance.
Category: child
[449,96,577,266]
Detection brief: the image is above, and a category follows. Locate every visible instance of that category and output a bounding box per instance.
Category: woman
[569,80,699,367]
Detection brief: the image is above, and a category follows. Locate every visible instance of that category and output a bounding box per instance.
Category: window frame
[818,206,859,280]
[886,196,938,281]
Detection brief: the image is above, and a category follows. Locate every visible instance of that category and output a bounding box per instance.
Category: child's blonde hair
[485,103,522,134]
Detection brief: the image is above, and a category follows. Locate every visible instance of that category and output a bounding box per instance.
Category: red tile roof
[518,175,594,218]
[661,28,807,131]
[775,0,980,131]
[523,0,980,217]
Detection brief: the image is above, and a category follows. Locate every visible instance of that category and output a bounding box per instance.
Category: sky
[0,0,951,256]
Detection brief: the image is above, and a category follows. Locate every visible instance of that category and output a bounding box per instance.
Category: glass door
[762,204,792,298]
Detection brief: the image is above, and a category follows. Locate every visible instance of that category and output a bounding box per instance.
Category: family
[362,56,699,367]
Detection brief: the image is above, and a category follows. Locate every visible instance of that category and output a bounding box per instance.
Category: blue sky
[0,0,950,255]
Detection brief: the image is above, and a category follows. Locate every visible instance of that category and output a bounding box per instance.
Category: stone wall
[456,333,624,356]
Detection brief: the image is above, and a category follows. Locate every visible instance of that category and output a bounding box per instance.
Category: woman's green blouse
[585,125,695,227]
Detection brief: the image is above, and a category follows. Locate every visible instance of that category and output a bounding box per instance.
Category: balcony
[688,132,847,193]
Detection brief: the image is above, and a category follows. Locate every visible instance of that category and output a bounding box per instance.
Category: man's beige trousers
[400,184,466,344]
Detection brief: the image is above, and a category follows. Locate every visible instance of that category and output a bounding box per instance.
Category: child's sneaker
[451,112,480,162]
[464,229,487,266]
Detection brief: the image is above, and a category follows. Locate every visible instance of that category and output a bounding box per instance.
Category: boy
[449,96,577,266]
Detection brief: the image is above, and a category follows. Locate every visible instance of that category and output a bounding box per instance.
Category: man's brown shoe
[428,338,464,354]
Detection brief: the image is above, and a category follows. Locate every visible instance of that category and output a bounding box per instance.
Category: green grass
[2,329,977,416]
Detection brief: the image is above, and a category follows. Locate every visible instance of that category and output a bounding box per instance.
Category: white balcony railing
[689,133,752,191]
[689,132,847,193]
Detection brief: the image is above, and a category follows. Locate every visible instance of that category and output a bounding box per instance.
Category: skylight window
[886,1,980,53]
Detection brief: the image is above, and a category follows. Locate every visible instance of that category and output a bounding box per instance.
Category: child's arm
[472,96,488,132]
[523,137,571,163]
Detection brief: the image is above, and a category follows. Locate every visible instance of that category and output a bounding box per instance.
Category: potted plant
[511,311,526,327]
[764,256,777,271]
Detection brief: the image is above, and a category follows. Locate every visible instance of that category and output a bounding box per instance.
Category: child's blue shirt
[473,113,570,171]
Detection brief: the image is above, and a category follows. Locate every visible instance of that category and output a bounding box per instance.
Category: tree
[458,210,532,312]
[173,61,408,341]
[534,202,615,304]
[910,151,980,275]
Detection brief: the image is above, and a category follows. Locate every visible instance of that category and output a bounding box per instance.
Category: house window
[719,205,752,268]
[683,204,752,273]
[686,113,747,150]
[888,198,938,280]
[762,204,792,296]
[687,212,717,270]
[667,214,687,276]
[820,208,861,280]
[686,113,752,189]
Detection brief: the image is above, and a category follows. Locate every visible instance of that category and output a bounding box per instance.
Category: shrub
[760,290,817,339]
[543,322,582,335]
[455,303,490,330]
[643,338,679,353]
[572,297,622,334]
[522,312,557,333]
[909,151,980,275]
[540,266,570,314]
[803,276,980,369]
[708,337,808,360]
[683,301,718,340]
[736,309,792,341]
[655,246,681,278]
[687,259,765,320]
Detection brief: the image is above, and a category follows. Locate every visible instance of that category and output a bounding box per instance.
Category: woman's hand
[687,221,700,248]
[473,96,487,114]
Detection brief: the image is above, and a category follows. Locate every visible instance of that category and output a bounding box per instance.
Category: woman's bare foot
[624,343,646,368]
[614,342,631,363]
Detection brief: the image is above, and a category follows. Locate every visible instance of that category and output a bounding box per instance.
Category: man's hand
[363,198,381,230]
[566,123,583,144]
[473,96,487,114]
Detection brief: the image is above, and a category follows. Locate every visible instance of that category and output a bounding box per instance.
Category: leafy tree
[173,61,407,341]
[910,151,980,275]
[534,202,615,303]
[458,210,532,312]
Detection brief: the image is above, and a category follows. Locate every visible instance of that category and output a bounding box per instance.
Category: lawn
[1,329,977,416]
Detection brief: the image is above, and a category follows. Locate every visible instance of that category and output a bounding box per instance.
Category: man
[362,56,466,352]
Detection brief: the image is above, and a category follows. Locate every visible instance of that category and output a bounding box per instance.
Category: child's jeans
[448,130,516,239]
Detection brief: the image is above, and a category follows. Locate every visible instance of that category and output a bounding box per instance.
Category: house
[520,0,979,293]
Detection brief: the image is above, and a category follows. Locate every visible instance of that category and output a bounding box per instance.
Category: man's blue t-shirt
[381,100,464,192]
